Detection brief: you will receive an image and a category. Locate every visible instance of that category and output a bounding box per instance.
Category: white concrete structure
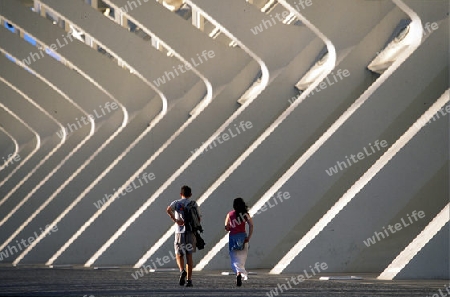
[0,0,447,279]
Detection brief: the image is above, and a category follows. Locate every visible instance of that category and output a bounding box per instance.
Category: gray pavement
[0,266,448,297]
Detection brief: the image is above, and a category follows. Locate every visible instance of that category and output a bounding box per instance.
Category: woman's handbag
[229,234,246,251]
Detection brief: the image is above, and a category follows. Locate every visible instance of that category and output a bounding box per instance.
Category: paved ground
[0,266,448,297]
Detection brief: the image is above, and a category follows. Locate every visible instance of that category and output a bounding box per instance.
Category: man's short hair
[181,185,192,198]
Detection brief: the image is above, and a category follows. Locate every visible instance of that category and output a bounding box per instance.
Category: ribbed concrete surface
[0,267,447,296]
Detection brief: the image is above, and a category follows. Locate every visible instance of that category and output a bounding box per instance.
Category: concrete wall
[0,0,447,279]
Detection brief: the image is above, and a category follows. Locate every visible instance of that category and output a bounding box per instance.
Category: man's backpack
[183,200,203,233]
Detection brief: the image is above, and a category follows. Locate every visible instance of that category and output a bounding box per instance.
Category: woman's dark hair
[233,197,249,218]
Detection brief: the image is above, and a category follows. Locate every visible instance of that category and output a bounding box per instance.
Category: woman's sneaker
[236,274,242,287]
[185,280,193,287]
[179,270,187,286]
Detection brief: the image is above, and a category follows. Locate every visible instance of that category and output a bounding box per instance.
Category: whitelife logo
[325,140,388,177]
[93,172,155,209]
[266,262,328,296]
[21,33,75,67]
[288,69,350,105]
[251,0,313,35]
[1,153,21,170]
[0,225,58,261]
[363,210,425,247]
[56,102,119,139]
[152,50,215,87]
[190,121,253,156]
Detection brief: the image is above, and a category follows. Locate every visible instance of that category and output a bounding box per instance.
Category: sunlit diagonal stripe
[43,112,165,266]
[197,0,424,272]
[185,0,270,91]
[88,77,265,267]
[5,12,169,266]
[2,9,166,259]
[87,72,263,266]
[0,15,129,129]
[18,3,198,264]
[103,0,212,116]
[0,38,101,252]
[83,115,202,267]
[13,2,184,265]
[37,2,168,115]
[0,127,19,171]
[134,226,175,268]
[118,0,276,270]
[0,43,98,219]
[193,236,229,271]
[267,0,424,274]
[378,203,450,280]
[1,126,127,255]
[12,109,162,265]
[271,88,447,274]
[0,103,41,190]
[0,17,133,259]
[194,0,336,271]
[0,94,129,257]
[0,74,64,211]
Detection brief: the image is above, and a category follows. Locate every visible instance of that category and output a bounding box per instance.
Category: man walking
[166,185,199,287]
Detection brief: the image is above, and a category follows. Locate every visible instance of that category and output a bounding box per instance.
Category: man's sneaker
[179,270,187,286]
[185,280,193,287]
[236,274,242,287]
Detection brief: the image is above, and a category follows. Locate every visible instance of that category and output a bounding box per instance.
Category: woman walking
[225,198,254,287]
